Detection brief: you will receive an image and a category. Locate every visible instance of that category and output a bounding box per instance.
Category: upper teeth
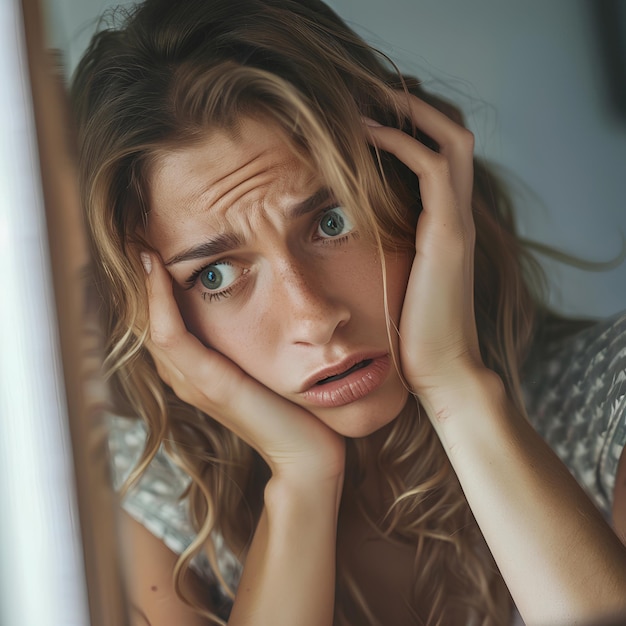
[316,359,371,385]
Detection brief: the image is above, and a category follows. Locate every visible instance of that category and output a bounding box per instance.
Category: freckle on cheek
[150,585,158,592]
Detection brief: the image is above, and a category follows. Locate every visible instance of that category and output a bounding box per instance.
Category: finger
[364,121,476,335]
[141,251,236,404]
[393,92,473,152]
[392,93,475,207]
[364,122,468,237]
[141,253,262,439]
[142,251,187,338]
[140,252,328,467]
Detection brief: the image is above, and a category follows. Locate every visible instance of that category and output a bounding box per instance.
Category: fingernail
[361,116,383,127]
[140,252,152,274]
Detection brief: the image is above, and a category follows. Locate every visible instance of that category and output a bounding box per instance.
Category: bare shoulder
[119,511,215,626]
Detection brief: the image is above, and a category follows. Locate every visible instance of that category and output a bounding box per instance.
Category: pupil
[201,266,222,289]
[321,210,344,236]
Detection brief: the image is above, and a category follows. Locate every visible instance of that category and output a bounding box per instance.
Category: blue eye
[317,207,354,238]
[198,262,237,291]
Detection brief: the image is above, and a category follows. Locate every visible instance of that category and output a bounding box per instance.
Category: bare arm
[136,253,344,625]
[365,94,626,625]
[119,476,342,626]
[120,512,213,626]
[228,475,342,625]
[423,370,626,624]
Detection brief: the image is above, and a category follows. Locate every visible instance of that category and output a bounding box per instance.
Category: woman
[71,0,626,624]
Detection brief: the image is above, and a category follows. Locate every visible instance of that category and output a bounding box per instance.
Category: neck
[345,398,417,518]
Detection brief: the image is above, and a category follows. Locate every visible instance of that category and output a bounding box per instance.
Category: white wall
[45,0,626,318]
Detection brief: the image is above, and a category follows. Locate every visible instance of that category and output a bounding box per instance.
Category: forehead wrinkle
[210,162,284,227]
[148,129,270,214]
[207,156,315,235]
[147,123,322,254]
[216,194,283,246]
[233,167,311,235]
[153,155,269,224]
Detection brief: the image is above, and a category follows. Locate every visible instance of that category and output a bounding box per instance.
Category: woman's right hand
[128,252,343,626]
[141,250,346,486]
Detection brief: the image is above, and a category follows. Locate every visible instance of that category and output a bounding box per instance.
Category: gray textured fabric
[523,311,626,519]
[107,415,243,593]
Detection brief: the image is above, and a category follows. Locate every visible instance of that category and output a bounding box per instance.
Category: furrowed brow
[163,188,334,267]
[164,232,243,267]
[290,187,336,219]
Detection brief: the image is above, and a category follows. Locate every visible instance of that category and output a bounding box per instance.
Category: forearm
[228,474,343,626]
[421,368,626,625]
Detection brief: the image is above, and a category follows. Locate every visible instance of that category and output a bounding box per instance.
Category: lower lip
[301,355,392,408]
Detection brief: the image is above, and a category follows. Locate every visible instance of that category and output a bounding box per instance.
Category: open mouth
[315,359,373,385]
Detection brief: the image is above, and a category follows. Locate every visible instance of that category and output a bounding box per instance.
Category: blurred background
[44,0,626,318]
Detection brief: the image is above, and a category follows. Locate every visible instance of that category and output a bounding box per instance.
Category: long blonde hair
[71,0,547,623]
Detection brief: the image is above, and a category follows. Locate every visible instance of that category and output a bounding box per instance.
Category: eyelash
[202,287,234,303]
[317,232,354,246]
[185,265,206,289]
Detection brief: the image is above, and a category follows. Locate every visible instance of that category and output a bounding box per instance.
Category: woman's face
[145,118,413,438]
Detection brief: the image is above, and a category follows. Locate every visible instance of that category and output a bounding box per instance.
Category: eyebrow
[290,187,335,219]
[163,187,335,267]
[164,232,244,267]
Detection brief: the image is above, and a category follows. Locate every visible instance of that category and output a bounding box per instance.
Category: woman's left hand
[367,95,626,624]
[364,94,486,408]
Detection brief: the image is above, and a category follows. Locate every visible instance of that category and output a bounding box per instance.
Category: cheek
[173,286,274,370]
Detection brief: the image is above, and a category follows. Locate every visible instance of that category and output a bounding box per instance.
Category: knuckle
[149,324,177,350]
[456,126,475,151]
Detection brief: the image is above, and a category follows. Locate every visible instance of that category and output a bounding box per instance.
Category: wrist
[417,366,505,417]
[416,366,514,446]
[265,470,345,519]
[268,434,346,486]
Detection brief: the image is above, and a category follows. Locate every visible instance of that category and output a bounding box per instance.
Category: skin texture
[132,94,626,625]
[145,119,412,438]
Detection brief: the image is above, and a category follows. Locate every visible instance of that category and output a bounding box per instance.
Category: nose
[273,255,351,346]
